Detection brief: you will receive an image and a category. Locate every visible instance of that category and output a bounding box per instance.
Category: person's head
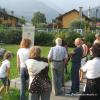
[92,43,100,57]
[20,38,31,48]
[74,38,82,47]
[29,46,41,59]
[55,38,62,46]
[3,51,12,60]
[95,33,100,40]
[81,38,86,44]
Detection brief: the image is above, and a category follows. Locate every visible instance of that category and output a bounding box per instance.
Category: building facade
[55,9,91,29]
[0,11,19,27]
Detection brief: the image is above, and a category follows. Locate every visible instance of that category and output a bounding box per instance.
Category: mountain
[0,0,61,23]
[84,6,100,18]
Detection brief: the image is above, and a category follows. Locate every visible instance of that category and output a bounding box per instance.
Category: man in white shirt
[48,38,68,95]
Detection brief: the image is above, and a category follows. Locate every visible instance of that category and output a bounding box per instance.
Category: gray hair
[55,38,62,45]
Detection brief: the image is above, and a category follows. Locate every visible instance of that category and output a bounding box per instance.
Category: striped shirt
[48,45,68,61]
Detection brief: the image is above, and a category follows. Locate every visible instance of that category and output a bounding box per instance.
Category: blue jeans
[29,91,50,100]
[20,67,28,100]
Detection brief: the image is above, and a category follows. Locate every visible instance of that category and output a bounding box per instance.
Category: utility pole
[95,9,98,33]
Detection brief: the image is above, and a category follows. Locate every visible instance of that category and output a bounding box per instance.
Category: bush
[84,32,95,46]
[54,31,81,47]
[35,31,54,46]
[0,28,22,44]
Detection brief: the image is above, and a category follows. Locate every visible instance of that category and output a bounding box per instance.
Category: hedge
[0,28,96,46]
[0,29,22,44]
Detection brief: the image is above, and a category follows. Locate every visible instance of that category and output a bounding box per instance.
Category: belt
[52,59,64,62]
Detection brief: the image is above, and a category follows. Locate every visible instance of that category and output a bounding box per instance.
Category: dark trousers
[71,62,80,92]
[29,91,51,100]
[79,77,100,100]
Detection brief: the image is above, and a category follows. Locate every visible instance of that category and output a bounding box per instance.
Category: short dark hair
[92,43,100,57]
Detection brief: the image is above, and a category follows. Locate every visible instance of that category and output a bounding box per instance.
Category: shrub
[35,31,54,46]
[54,31,81,47]
[0,28,22,44]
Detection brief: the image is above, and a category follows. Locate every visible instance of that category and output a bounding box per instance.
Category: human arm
[17,55,20,73]
[6,67,10,79]
[48,48,53,63]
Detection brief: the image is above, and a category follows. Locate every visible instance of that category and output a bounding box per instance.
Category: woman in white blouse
[17,38,31,100]
[79,43,100,100]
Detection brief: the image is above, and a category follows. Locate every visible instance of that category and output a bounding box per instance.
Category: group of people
[0,33,100,100]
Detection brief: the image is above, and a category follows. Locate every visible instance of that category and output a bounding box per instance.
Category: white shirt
[17,48,29,68]
[82,57,100,79]
[25,59,48,89]
[0,59,10,78]
[48,45,68,61]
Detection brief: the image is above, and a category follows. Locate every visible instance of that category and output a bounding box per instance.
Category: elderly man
[48,38,68,95]
[94,33,100,44]
[70,38,83,94]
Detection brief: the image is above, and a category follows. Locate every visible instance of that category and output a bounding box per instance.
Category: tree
[31,11,46,27]
[11,11,14,15]
[91,17,100,22]
[19,16,26,25]
[70,19,89,29]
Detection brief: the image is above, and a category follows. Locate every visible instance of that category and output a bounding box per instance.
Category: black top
[71,46,83,63]
[29,57,51,93]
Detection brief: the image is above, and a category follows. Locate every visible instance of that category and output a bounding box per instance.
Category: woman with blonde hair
[26,46,51,100]
[0,51,12,94]
[17,38,31,100]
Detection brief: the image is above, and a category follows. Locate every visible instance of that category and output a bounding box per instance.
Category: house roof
[0,10,19,19]
[56,9,91,21]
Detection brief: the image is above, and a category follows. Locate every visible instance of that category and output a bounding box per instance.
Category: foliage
[0,28,22,44]
[31,11,47,27]
[36,23,48,28]
[54,30,81,47]
[70,19,89,29]
[84,32,95,46]
[19,16,26,25]
[35,31,54,46]
[91,17,100,22]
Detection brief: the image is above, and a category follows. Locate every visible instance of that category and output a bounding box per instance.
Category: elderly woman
[25,46,51,100]
[79,43,100,100]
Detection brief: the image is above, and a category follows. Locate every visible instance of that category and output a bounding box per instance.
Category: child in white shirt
[0,51,12,94]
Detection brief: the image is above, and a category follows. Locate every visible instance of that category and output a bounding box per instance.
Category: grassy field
[0,44,73,100]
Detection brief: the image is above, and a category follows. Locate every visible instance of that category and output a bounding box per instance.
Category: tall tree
[31,11,46,27]
[19,16,26,25]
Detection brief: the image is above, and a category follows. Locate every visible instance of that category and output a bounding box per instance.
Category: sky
[39,0,100,12]
[0,0,100,21]
[0,0,100,12]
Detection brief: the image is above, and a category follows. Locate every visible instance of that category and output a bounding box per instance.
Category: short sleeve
[6,61,10,68]
[81,61,90,72]
[17,49,20,55]
[48,47,53,59]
